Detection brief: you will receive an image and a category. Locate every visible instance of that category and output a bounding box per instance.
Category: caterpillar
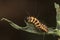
[26,16,48,32]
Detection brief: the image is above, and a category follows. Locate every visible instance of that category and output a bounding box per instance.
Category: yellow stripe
[30,17,34,22]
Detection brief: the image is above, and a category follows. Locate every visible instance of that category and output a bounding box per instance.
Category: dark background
[0,0,60,40]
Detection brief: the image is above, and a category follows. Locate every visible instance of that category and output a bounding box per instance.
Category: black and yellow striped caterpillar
[26,16,48,32]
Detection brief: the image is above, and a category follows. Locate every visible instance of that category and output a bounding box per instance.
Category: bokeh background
[0,0,60,40]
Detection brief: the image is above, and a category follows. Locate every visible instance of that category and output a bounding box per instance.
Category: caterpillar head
[27,16,31,22]
[24,16,34,23]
